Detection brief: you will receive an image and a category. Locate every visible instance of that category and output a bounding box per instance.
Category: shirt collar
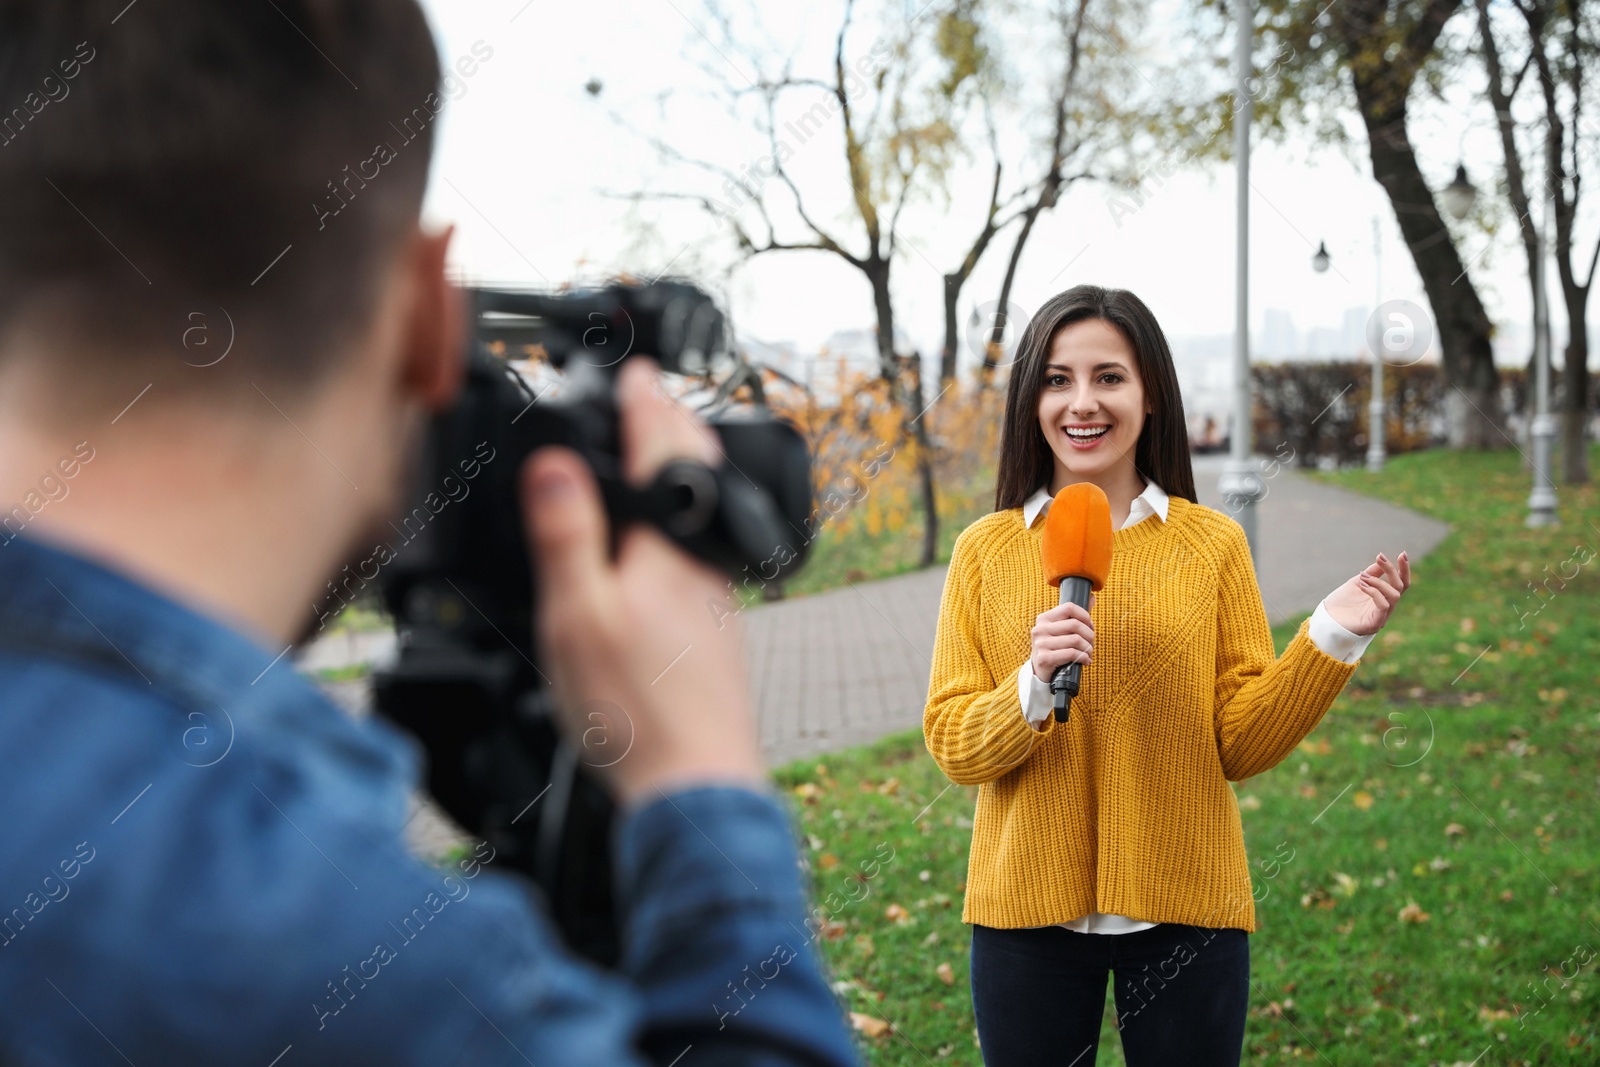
[1023,478,1169,531]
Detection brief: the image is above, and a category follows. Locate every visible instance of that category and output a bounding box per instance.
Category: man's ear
[398,223,463,413]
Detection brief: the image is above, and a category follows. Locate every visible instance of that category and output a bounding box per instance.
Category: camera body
[371,281,812,965]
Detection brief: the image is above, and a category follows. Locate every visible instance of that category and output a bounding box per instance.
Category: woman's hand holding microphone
[1031,594,1096,684]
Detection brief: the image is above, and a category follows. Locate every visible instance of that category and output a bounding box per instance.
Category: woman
[922,285,1411,1066]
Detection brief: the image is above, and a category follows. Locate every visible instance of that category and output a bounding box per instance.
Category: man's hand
[518,357,766,808]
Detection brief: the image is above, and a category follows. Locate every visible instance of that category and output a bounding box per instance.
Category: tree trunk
[981,203,1043,392]
[1356,102,1504,448]
[941,271,962,389]
[906,351,940,567]
[1562,287,1592,483]
[1476,0,1540,453]
[867,258,898,387]
[868,257,940,567]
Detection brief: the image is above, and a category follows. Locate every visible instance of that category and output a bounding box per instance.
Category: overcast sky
[413,0,1590,372]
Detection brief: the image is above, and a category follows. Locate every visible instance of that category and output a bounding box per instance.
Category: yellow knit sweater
[922,495,1360,933]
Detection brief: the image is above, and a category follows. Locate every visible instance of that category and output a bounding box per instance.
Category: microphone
[1039,482,1113,722]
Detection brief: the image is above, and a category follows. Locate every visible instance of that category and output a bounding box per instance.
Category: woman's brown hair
[994,284,1197,511]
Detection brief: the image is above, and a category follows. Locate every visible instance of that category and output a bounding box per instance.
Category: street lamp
[1366,218,1385,471]
[1441,163,1478,221]
[1218,0,1266,561]
[1310,227,1387,471]
[1528,153,1559,526]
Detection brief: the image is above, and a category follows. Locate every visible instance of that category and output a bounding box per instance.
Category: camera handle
[595,456,797,578]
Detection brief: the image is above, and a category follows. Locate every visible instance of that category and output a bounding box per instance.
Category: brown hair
[0,0,440,403]
[994,284,1197,511]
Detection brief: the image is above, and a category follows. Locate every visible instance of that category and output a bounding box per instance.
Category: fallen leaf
[884,904,910,923]
[821,921,847,941]
[818,853,840,870]
[793,783,822,800]
[1444,823,1466,837]
[1353,790,1375,811]
[877,777,901,796]
[936,962,955,986]
[849,1012,892,1039]
[1499,889,1514,903]
[1301,886,1335,910]
[1239,795,1262,811]
[1460,617,1476,634]
[1398,901,1431,924]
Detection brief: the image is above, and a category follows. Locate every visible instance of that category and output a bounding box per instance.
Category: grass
[773,443,1600,1066]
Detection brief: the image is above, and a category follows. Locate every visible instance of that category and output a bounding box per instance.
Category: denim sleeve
[0,711,859,1067]
[436,786,860,1067]
[611,787,860,1065]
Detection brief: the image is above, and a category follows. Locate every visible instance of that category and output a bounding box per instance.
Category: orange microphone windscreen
[1040,482,1114,591]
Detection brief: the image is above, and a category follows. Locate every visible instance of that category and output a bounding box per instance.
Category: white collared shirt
[1022,478,1171,533]
[1013,478,1372,934]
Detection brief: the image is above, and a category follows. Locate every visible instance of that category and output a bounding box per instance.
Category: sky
[412,0,1592,380]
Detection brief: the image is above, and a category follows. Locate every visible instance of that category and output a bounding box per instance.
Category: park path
[300,455,1451,767]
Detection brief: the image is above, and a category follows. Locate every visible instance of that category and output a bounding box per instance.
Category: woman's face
[1035,318,1150,485]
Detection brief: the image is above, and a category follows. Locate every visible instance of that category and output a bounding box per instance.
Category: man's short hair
[0,0,441,403]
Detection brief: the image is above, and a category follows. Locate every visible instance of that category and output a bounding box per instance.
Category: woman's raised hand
[1324,551,1412,636]
[1031,594,1095,683]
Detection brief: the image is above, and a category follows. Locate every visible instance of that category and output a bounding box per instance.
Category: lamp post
[1367,217,1386,471]
[1218,0,1266,560]
[1528,151,1559,527]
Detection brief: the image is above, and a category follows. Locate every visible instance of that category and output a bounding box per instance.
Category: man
[0,2,857,1063]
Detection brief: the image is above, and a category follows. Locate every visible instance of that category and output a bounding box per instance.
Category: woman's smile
[1062,422,1113,449]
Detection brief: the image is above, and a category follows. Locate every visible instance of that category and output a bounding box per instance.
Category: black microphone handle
[1050,575,1094,723]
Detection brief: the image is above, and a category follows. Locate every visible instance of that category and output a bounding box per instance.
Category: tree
[1241,0,1508,448]
[922,0,1120,393]
[1519,0,1595,483]
[597,0,966,566]
[1476,0,1597,484]
[981,0,1107,391]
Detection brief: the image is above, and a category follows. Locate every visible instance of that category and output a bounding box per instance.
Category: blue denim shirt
[0,531,858,1066]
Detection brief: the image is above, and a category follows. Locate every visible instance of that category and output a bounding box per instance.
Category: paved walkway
[301,455,1451,768]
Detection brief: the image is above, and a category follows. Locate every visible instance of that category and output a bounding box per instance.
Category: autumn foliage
[754,354,1007,593]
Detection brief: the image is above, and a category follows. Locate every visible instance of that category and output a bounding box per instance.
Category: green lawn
[775,444,1600,1066]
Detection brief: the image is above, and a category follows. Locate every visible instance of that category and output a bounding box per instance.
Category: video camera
[371,280,813,965]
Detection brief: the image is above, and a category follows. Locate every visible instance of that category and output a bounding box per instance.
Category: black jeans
[970,921,1249,1067]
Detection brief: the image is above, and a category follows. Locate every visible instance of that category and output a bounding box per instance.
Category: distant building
[1261,308,1297,360]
